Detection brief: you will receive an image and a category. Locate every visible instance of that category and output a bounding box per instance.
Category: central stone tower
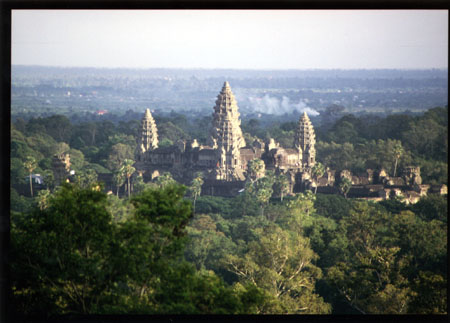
[209,81,246,181]
[136,108,158,162]
[294,111,316,170]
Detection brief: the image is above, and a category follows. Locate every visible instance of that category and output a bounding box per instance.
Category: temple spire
[137,108,158,155]
[210,81,246,181]
[294,111,316,169]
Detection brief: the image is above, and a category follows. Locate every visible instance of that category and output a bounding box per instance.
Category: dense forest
[10,106,447,317]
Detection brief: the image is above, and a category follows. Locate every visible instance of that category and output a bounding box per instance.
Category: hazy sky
[12,10,448,69]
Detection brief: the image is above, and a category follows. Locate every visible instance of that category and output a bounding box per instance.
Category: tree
[224,223,331,314]
[112,171,126,197]
[116,185,193,307]
[132,174,152,195]
[273,174,290,201]
[54,142,70,156]
[184,214,233,271]
[311,162,325,194]
[12,183,265,316]
[281,191,316,232]
[246,159,265,183]
[42,115,73,143]
[36,189,51,210]
[339,177,352,199]
[11,183,117,316]
[392,141,404,177]
[409,271,447,314]
[325,202,423,314]
[155,172,176,189]
[120,159,135,198]
[107,143,134,172]
[189,173,204,215]
[23,156,37,197]
[74,168,98,189]
[68,148,86,172]
[327,246,414,314]
[42,169,55,192]
[251,176,274,217]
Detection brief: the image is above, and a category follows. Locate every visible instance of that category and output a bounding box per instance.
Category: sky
[11,10,448,70]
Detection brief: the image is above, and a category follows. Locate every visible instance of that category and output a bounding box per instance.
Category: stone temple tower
[294,111,316,170]
[136,108,158,162]
[210,81,246,181]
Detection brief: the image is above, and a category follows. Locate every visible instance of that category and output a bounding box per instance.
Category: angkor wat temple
[133,82,447,203]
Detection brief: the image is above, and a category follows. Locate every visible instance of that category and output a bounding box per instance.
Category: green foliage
[106,194,135,223]
[246,158,266,182]
[27,115,73,143]
[273,174,290,201]
[107,143,134,171]
[120,159,136,198]
[322,200,447,314]
[311,162,325,193]
[74,168,98,189]
[195,195,235,219]
[409,271,447,314]
[68,148,86,171]
[10,187,33,213]
[25,132,58,158]
[155,172,176,189]
[10,157,28,185]
[314,193,351,221]
[112,170,126,196]
[224,223,331,314]
[158,121,190,143]
[158,138,174,148]
[189,174,204,214]
[411,194,447,222]
[150,264,246,314]
[11,139,42,161]
[338,177,352,198]
[412,156,448,185]
[23,156,37,197]
[313,108,447,184]
[130,184,192,243]
[11,183,116,316]
[243,175,274,217]
[86,163,111,174]
[36,189,51,210]
[13,183,269,316]
[9,107,448,315]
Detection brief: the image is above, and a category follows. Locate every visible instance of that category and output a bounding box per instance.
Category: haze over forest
[11,65,448,122]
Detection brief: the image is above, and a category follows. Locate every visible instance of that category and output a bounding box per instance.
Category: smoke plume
[240,93,319,116]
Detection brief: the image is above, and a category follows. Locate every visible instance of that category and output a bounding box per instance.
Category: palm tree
[23,156,37,197]
[339,177,352,199]
[392,142,404,177]
[311,162,325,194]
[42,169,55,192]
[37,189,51,210]
[247,158,265,183]
[112,171,125,197]
[190,173,204,215]
[274,174,289,201]
[120,159,135,198]
[156,172,175,188]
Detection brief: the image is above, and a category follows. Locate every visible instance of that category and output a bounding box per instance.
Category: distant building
[96,109,108,115]
[133,81,444,202]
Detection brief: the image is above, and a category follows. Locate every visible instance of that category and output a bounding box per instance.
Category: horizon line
[11,64,449,71]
